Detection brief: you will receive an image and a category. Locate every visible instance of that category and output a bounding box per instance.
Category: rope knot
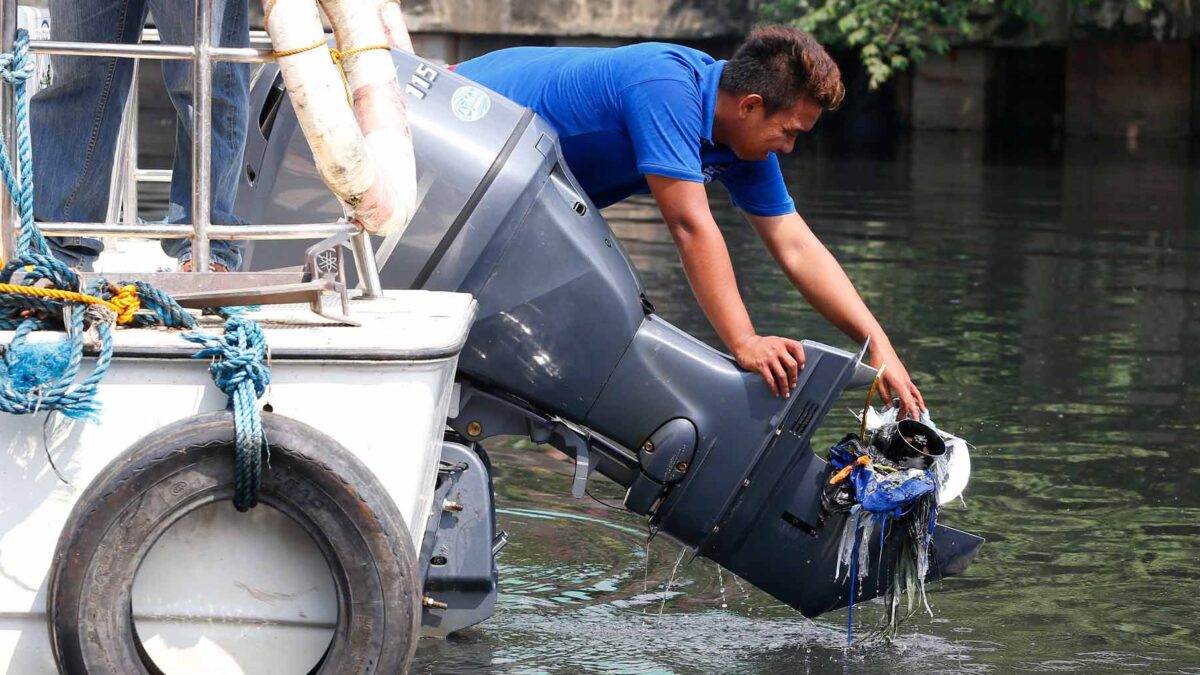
[271,38,390,109]
[183,316,272,511]
[0,31,33,85]
[109,284,141,325]
[184,317,271,400]
[84,302,117,327]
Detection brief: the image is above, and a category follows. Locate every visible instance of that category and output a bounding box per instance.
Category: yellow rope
[272,39,391,108]
[109,285,141,325]
[270,38,326,59]
[0,283,140,325]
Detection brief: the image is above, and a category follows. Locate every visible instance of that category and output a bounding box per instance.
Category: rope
[184,316,271,511]
[0,32,115,421]
[0,283,116,421]
[136,281,196,328]
[0,282,140,325]
[0,31,270,509]
[0,30,44,259]
[271,38,390,108]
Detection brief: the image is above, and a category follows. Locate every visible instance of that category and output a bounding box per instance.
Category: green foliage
[760,0,1153,90]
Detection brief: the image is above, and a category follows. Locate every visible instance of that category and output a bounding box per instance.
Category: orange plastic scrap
[828,455,872,485]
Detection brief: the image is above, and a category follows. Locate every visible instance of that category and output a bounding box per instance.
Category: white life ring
[262,0,417,236]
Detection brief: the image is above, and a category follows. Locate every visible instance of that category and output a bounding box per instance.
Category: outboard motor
[237,53,982,622]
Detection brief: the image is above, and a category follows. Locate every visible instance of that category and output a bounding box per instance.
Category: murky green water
[410,133,1200,674]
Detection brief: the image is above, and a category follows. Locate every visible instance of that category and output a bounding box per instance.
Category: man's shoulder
[613,43,713,85]
[455,46,573,75]
[458,43,712,83]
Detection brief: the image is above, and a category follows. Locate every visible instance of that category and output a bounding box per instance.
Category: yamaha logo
[316,250,339,275]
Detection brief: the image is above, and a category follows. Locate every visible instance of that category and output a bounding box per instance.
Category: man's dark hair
[720,25,845,112]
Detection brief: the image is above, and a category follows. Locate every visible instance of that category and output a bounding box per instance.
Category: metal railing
[106,29,273,227]
[0,0,384,298]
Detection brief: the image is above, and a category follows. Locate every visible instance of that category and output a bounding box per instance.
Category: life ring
[47,412,420,674]
[262,0,417,236]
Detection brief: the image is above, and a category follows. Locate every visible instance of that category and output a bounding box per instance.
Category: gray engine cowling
[236,52,982,622]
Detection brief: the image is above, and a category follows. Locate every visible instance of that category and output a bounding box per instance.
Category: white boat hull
[0,291,474,673]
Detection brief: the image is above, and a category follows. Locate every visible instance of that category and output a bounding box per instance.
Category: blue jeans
[32,0,249,271]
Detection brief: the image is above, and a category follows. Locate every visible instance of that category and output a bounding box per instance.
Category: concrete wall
[399,0,1200,43]
[911,49,994,132]
[403,0,759,39]
[1065,42,1193,138]
[907,39,1196,137]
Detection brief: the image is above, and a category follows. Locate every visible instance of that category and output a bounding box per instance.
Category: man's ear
[738,94,763,118]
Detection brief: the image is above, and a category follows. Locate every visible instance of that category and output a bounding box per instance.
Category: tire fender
[47,411,420,674]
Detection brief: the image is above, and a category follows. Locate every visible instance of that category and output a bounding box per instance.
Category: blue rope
[184,316,270,511]
[134,281,197,328]
[0,31,115,420]
[0,30,46,257]
[0,31,271,509]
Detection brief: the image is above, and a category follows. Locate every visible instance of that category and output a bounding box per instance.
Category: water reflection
[413,133,1200,673]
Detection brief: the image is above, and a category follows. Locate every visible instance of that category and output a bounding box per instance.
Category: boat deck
[1,289,476,361]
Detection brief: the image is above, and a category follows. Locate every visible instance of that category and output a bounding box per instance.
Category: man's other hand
[734,335,807,398]
[870,345,926,420]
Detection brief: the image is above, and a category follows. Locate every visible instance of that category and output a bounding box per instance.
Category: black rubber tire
[47,411,421,674]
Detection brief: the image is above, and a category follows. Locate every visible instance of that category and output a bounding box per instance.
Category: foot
[179,260,230,273]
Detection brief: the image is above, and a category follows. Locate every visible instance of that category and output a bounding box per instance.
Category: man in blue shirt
[456,26,925,418]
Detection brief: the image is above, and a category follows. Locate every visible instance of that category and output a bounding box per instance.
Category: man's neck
[711,90,739,147]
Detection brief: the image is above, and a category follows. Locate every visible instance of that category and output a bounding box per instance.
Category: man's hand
[870,343,926,420]
[734,335,806,397]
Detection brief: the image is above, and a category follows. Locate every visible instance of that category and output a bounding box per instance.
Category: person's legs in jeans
[31,0,148,270]
[152,0,249,271]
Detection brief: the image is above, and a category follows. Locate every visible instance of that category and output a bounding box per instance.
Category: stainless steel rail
[37,222,358,241]
[0,4,15,261]
[0,1,385,299]
[31,42,275,64]
[191,0,213,269]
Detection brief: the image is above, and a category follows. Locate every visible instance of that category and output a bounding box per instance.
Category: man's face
[727,94,823,161]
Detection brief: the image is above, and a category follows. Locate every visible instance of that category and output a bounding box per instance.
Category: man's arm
[646,174,806,397]
[746,210,926,417]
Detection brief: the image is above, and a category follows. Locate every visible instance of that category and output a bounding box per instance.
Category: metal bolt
[642,440,655,453]
[742,479,751,487]
[775,428,782,436]
[676,461,689,472]
[711,526,720,534]
[466,421,482,437]
[443,500,464,512]
[422,596,449,610]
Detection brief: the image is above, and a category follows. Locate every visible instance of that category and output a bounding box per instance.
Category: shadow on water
[407,131,1200,673]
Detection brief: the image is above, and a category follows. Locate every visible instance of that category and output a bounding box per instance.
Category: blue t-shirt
[455,43,796,217]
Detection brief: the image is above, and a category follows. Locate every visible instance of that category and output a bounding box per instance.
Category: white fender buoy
[263,0,417,236]
[380,0,415,54]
